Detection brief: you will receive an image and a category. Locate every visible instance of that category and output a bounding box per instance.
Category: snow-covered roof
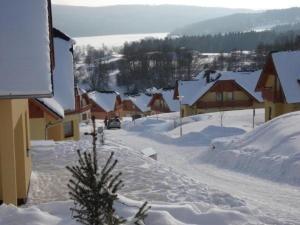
[52,29,75,111]
[177,79,212,105]
[88,91,119,112]
[37,98,65,118]
[161,90,180,112]
[271,51,300,104]
[129,94,152,112]
[0,0,52,98]
[178,70,263,106]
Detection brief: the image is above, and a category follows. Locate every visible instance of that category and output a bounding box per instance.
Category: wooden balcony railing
[197,100,253,108]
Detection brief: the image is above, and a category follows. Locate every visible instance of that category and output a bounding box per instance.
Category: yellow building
[174,70,263,117]
[256,51,300,121]
[29,27,81,142]
[0,0,54,205]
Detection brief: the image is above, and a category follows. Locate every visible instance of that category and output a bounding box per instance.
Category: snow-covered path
[108,111,300,224]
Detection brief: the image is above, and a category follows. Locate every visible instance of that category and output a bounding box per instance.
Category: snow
[161,90,180,112]
[271,50,300,103]
[52,36,75,111]
[129,94,152,112]
[0,0,52,97]
[204,111,300,185]
[2,108,300,224]
[88,91,119,112]
[141,147,157,157]
[177,80,211,105]
[37,98,65,118]
[117,109,300,224]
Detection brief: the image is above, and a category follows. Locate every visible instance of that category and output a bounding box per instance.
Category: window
[64,121,74,138]
[216,92,223,102]
[82,113,87,121]
[227,92,234,101]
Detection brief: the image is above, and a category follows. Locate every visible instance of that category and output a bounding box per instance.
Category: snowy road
[108,113,300,224]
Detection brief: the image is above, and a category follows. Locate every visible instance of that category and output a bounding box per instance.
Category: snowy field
[1,109,300,224]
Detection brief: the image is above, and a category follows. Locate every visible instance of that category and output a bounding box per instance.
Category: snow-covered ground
[1,109,300,224]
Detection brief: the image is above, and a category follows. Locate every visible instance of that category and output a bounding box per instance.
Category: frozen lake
[74,32,168,48]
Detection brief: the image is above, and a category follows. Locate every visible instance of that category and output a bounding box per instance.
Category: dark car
[107,117,121,129]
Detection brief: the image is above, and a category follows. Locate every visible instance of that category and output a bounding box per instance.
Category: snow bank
[0,196,264,225]
[203,111,300,186]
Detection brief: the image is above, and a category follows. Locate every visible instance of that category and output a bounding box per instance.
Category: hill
[172,7,300,36]
[52,4,254,37]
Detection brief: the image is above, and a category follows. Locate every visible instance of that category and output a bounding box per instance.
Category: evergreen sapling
[67,116,150,225]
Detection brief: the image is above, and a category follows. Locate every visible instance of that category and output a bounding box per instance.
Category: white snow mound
[203,111,300,185]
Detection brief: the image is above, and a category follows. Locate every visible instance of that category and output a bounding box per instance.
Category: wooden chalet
[88,91,122,119]
[256,51,300,121]
[175,71,263,117]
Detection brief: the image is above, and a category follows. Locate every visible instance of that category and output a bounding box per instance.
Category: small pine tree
[67,116,150,225]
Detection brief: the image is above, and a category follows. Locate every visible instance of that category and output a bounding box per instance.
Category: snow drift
[203,111,300,186]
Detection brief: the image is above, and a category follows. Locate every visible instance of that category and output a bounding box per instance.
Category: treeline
[76,29,300,92]
[118,41,194,91]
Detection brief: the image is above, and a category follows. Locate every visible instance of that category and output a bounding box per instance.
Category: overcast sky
[52,0,300,10]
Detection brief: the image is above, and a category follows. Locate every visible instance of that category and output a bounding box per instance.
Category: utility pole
[178,96,184,137]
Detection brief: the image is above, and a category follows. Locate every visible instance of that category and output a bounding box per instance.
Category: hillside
[173,7,300,36]
[52,4,254,37]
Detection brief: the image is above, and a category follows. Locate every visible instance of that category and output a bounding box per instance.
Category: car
[107,117,121,129]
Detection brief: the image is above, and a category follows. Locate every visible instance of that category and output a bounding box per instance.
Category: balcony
[197,100,253,109]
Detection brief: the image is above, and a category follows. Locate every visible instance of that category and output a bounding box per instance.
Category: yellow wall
[0,99,31,205]
[30,118,46,140]
[30,112,81,142]
[264,100,300,121]
[63,114,80,141]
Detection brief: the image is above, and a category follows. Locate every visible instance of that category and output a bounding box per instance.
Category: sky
[52,0,300,10]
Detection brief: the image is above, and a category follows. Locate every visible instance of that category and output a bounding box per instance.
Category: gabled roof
[52,28,75,111]
[36,98,64,119]
[161,90,179,112]
[0,0,53,98]
[177,70,263,106]
[177,79,212,105]
[88,91,120,112]
[261,51,300,104]
[129,94,152,112]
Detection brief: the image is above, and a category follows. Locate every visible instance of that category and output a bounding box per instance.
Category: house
[121,93,153,117]
[148,89,179,114]
[0,0,54,205]
[73,85,92,123]
[88,91,122,119]
[175,71,263,117]
[29,98,64,140]
[29,28,78,141]
[121,96,143,117]
[256,51,300,121]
